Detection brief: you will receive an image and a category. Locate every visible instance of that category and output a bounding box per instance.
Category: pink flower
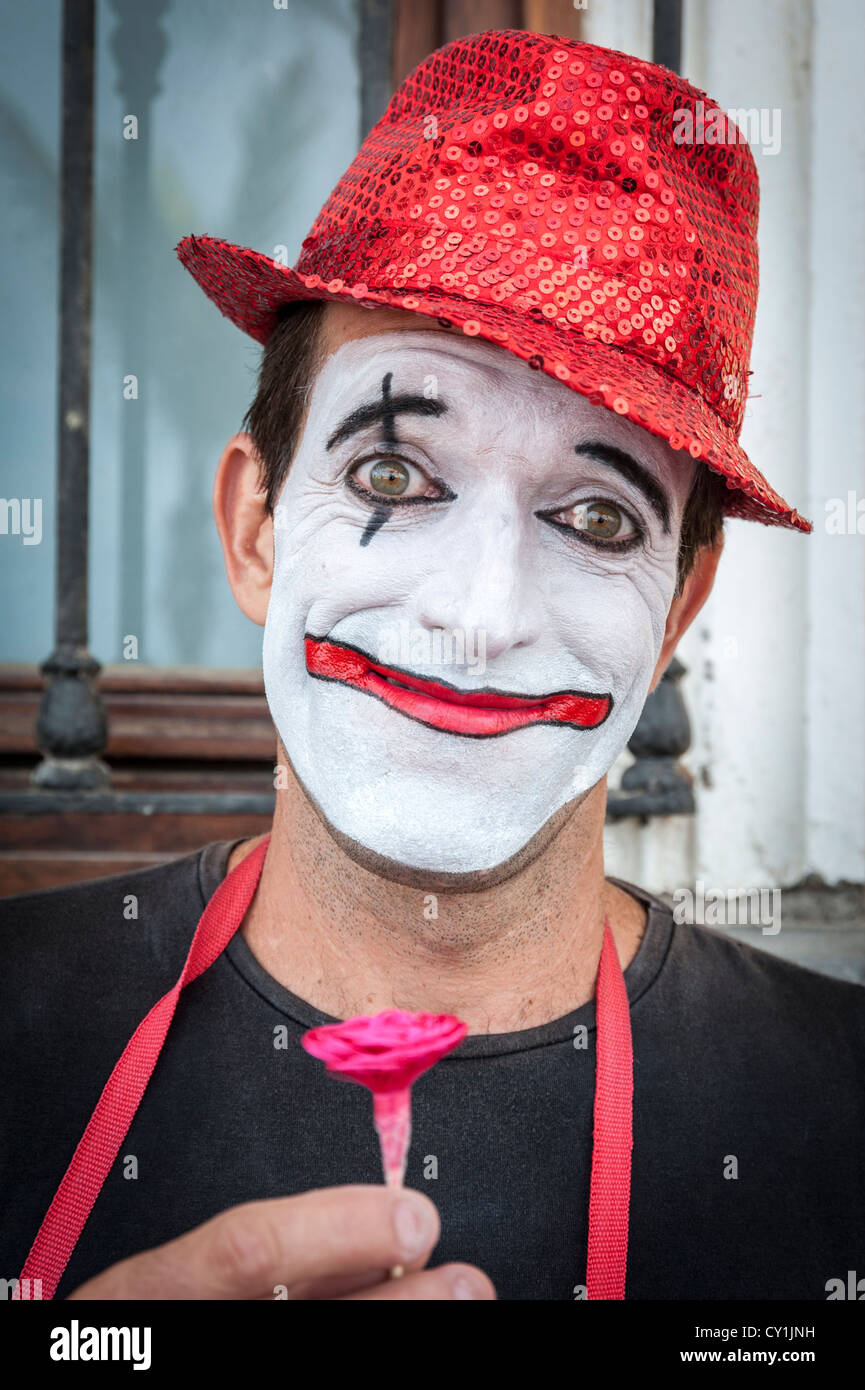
[301,1008,468,1095]
[303,1008,469,1226]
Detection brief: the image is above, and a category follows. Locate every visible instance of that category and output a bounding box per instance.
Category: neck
[236,765,646,1035]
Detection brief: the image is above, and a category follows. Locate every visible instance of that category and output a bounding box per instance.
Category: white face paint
[262,330,695,876]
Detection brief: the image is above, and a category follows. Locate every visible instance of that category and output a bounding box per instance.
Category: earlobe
[649,539,723,691]
[213,432,274,627]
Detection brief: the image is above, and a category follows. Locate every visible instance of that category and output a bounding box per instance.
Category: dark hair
[243,300,725,592]
[242,301,327,514]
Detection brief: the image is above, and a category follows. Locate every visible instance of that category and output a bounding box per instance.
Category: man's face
[262,316,695,877]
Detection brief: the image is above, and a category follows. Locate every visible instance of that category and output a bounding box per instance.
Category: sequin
[177,29,810,534]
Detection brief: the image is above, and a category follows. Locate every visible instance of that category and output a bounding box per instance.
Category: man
[2,30,863,1302]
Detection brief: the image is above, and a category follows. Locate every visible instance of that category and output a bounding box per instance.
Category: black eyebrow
[574,442,671,533]
[326,391,448,451]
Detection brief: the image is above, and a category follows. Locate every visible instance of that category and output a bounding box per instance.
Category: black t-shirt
[1,840,863,1301]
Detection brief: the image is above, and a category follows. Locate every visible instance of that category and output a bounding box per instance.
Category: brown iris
[369,459,410,495]
[581,501,622,538]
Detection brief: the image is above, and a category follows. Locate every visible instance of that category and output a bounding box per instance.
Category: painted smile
[304,635,612,738]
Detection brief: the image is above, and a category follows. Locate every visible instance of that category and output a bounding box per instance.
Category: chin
[296,773,595,892]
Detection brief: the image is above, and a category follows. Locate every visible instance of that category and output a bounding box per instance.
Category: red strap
[16,840,633,1301]
[586,919,634,1299]
[14,836,270,1301]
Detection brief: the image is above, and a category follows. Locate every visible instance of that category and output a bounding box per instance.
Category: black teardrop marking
[360,506,391,547]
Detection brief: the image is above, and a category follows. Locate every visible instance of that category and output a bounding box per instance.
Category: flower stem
[372,1088,413,1188]
[372,1088,412,1280]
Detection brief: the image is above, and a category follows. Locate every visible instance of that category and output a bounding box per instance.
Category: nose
[412,502,544,662]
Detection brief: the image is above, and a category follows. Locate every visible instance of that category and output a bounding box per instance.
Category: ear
[649,539,723,691]
[213,432,273,626]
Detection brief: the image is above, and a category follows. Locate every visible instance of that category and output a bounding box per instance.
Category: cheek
[547,559,673,688]
[268,484,432,636]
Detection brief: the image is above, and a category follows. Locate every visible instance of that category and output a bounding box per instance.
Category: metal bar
[611,657,695,820]
[1,785,689,819]
[33,0,109,789]
[358,0,394,141]
[653,0,682,73]
[0,790,276,816]
[56,0,95,650]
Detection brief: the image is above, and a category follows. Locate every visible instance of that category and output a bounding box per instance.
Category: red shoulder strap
[14,836,270,1300]
[586,919,634,1299]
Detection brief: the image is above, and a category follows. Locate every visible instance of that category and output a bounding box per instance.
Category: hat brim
[176,233,811,534]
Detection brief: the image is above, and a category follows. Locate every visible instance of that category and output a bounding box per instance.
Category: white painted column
[802,0,865,883]
[580,0,654,60]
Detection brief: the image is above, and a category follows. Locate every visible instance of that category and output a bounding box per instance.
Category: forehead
[309,325,689,481]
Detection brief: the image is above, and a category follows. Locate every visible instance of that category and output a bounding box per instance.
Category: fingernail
[394,1195,436,1260]
[452,1273,486,1300]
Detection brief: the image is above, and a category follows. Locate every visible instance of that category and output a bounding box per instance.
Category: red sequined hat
[177,29,809,532]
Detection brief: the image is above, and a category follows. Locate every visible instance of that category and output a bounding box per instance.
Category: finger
[251,1270,383,1300]
[277,1256,429,1301]
[66,1186,440,1301]
[341,1263,497,1301]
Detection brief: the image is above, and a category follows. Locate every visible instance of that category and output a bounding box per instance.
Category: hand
[65,1185,496,1300]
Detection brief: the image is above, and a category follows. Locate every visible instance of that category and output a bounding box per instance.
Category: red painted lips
[304,636,612,738]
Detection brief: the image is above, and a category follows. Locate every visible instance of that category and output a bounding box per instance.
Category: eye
[347,453,453,504]
[368,459,411,495]
[550,498,639,543]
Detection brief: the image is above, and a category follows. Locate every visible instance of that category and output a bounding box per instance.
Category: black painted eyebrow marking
[355,373,414,547]
[326,385,448,452]
[574,442,671,534]
[380,370,397,445]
